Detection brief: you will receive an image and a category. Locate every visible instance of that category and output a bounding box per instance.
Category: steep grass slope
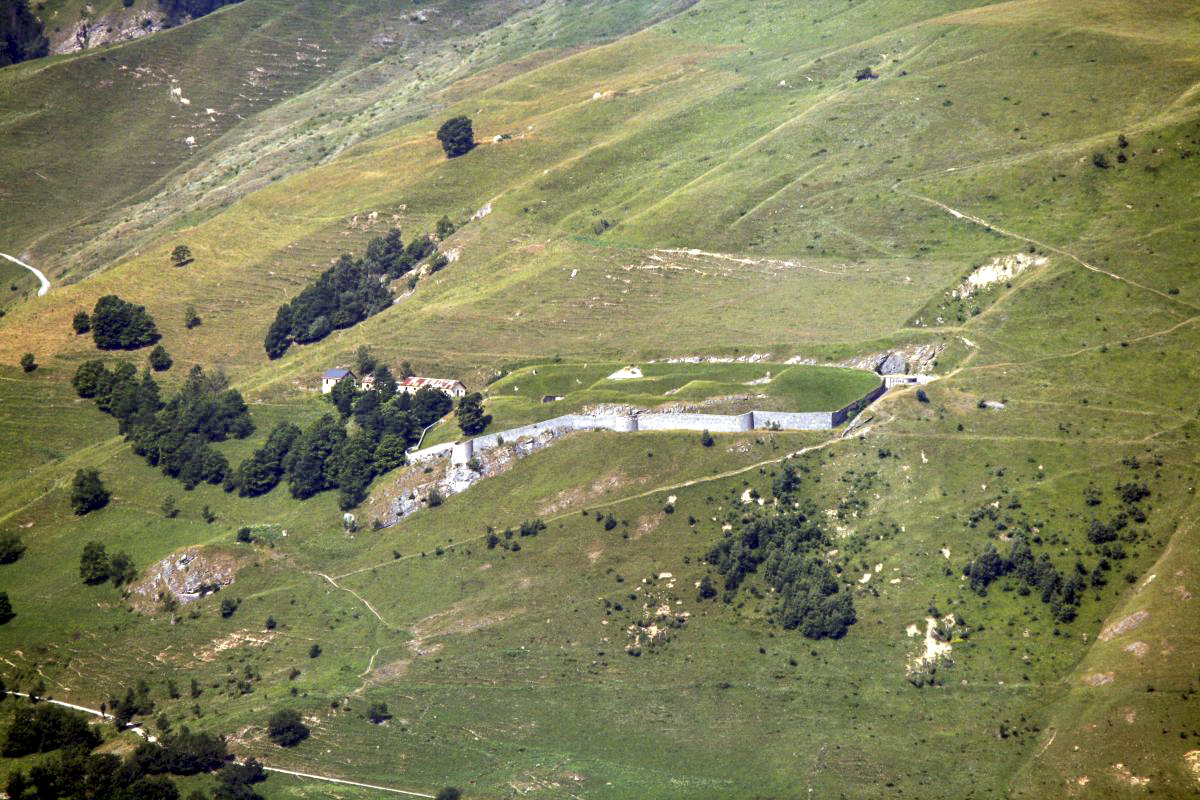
[0,0,1199,797]
[0,0,689,278]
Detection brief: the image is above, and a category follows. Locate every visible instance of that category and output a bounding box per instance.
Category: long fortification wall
[752,411,836,430]
[406,380,887,463]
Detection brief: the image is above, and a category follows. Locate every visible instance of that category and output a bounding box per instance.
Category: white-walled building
[321,368,356,393]
[397,376,467,398]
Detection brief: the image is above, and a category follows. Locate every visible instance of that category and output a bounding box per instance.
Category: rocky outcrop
[131,547,240,607]
[876,352,907,375]
[50,9,166,55]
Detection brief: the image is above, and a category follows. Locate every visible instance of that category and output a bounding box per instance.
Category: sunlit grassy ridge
[0,0,1199,797]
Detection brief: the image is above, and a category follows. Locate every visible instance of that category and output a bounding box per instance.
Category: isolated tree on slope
[267,709,309,747]
[436,116,474,158]
[71,468,111,515]
[170,244,192,267]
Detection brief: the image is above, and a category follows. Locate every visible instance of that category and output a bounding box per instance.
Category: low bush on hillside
[707,462,856,639]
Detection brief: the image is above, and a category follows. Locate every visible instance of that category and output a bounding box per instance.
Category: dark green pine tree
[455,392,491,436]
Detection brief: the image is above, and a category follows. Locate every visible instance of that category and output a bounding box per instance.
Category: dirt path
[0,253,50,296]
[893,188,1199,313]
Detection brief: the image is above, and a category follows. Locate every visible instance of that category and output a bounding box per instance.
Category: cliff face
[48,6,166,55]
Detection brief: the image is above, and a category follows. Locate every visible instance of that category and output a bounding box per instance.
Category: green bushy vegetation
[264,228,435,359]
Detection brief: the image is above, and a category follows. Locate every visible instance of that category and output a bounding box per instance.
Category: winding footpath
[5,692,433,797]
[0,253,50,296]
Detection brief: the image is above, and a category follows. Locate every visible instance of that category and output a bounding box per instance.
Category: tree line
[264,227,438,359]
[705,462,856,640]
[0,0,48,68]
[3,701,267,800]
[248,378,452,509]
[73,362,253,490]
[72,357,455,509]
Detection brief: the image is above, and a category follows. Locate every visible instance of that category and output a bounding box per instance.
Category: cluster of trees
[127,728,229,774]
[4,708,266,800]
[484,518,545,550]
[83,295,160,351]
[2,704,101,757]
[964,472,1155,623]
[108,679,155,727]
[72,354,453,508]
[962,534,1088,623]
[74,362,254,490]
[0,0,48,68]
[708,509,856,639]
[225,381,451,509]
[79,541,136,587]
[264,228,436,359]
[266,709,309,747]
[159,0,244,27]
[455,392,491,435]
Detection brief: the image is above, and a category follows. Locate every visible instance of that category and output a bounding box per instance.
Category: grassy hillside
[1,0,1199,797]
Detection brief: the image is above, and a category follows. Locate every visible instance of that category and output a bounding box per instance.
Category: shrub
[916,388,929,403]
[72,311,91,334]
[149,345,173,372]
[700,429,714,447]
[309,643,322,658]
[109,551,137,587]
[19,353,35,372]
[367,702,391,723]
[79,542,111,585]
[184,305,201,329]
[0,533,25,564]
[71,468,110,515]
[220,597,239,618]
[436,116,474,157]
[0,592,13,624]
[170,244,192,267]
[266,709,309,747]
[428,488,444,507]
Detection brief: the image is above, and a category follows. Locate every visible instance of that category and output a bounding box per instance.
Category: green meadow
[0,0,1198,797]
